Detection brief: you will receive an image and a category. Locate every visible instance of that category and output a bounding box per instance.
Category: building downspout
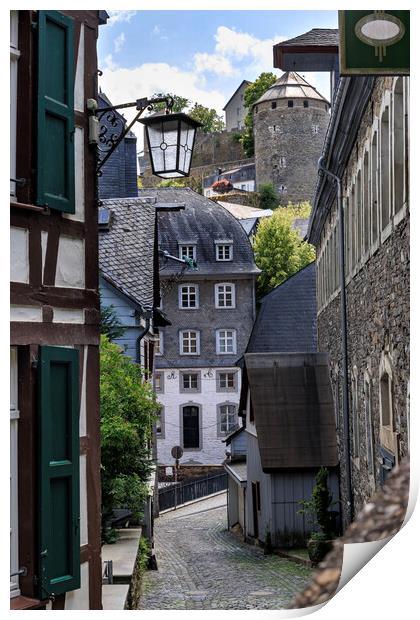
[136,309,153,365]
[318,158,354,524]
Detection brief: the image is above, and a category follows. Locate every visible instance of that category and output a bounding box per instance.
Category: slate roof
[138,188,259,276]
[247,262,317,353]
[217,202,272,220]
[254,71,329,105]
[275,28,339,48]
[99,197,157,309]
[223,79,252,111]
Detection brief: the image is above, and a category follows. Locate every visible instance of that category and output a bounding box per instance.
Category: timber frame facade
[10,10,106,610]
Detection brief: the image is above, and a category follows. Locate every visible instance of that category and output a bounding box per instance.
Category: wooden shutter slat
[36,11,75,213]
[38,346,80,598]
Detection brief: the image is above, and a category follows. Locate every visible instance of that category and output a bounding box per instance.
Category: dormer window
[215,240,233,261]
[179,243,196,261]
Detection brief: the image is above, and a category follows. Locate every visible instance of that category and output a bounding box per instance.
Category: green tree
[157,176,203,194]
[258,182,279,210]
[240,72,277,157]
[189,103,225,133]
[100,335,159,542]
[252,202,315,296]
[152,93,190,113]
[100,302,126,341]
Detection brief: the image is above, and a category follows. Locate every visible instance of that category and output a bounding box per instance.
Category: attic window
[215,240,233,261]
[179,244,196,260]
[287,100,294,108]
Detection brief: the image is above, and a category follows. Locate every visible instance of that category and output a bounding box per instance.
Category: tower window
[303,100,309,108]
[271,101,277,109]
[287,100,293,108]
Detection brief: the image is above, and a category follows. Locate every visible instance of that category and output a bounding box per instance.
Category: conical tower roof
[254,71,329,106]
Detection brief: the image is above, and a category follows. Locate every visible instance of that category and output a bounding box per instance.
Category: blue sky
[98,10,338,150]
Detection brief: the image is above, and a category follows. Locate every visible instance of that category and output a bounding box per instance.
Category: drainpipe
[317,158,354,524]
[135,309,153,366]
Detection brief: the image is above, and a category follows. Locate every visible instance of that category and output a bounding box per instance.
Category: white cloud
[191,26,286,80]
[99,62,227,148]
[114,32,126,54]
[106,10,137,26]
[193,52,238,78]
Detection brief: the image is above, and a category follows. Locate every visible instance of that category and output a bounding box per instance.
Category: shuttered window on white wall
[10,11,20,197]
[10,347,20,598]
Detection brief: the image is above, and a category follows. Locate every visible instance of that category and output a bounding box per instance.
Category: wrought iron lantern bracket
[88,95,174,176]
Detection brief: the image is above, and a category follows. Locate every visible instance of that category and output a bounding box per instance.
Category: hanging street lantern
[140,112,202,179]
[88,95,202,179]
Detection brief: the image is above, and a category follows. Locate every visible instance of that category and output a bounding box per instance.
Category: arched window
[380,107,390,231]
[364,373,375,488]
[379,352,397,457]
[393,78,404,213]
[351,369,360,459]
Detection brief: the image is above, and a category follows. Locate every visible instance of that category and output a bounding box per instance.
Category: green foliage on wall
[252,202,315,296]
[239,72,277,157]
[100,335,159,541]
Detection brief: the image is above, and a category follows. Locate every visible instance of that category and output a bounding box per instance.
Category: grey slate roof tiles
[98,197,157,308]
[247,262,317,353]
[276,28,339,47]
[254,71,329,105]
[138,187,260,276]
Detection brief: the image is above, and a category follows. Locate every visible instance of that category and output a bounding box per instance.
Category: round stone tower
[253,71,330,205]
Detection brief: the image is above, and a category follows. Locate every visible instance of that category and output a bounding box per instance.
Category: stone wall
[141,129,249,189]
[209,192,260,208]
[318,216,409,518]
[316,76,409,522]
[254,99,329,205]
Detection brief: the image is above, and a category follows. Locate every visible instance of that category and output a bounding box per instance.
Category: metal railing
[158,472,227,512]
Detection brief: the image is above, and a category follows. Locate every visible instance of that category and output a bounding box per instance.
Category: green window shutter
[36,11,75,213]
[38,346,80,598]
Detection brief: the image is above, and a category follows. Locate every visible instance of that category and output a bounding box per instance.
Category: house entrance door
[182,405,199,449]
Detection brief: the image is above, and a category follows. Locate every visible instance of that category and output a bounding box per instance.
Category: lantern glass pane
[147,121,164,148]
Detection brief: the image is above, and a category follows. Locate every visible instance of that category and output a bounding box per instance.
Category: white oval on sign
[361,19,400,42]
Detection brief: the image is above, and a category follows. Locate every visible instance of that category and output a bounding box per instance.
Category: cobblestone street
[138,493,314,610]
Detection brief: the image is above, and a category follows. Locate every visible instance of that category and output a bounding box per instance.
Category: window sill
[11,200,49,214]
[10,595,47,610]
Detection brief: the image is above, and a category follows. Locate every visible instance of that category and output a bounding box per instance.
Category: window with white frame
[215,242,233,261]
[181,372,200,392]
[356,169,362,263]
[380,106,390,231]
[10,11,20,197]
[179,244,196,260]
[393,78,404,214]
[180,330,199,355]
[156,405,164,437]
[216,329,236,354]
[215,283,235,308]
[10,347,20,598]
[218,403,238,434]
[155,331,163,355]
[312,124,319,135]
[217,371,237,391]
[154,371,164,393]
[371,131,379,245]
[351,370,360,459]
[179,284,198,309]
[279,156,286,168]
[363,151,370,255]
[364,376,375,483]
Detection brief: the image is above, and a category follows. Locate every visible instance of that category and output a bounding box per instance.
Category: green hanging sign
[339,10,410,75]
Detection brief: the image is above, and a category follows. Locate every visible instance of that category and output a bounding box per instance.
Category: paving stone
[138,493,314,610]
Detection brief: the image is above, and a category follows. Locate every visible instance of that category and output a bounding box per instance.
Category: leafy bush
[100,335,159,541]
[252,202,315,296]
[258,183,279,209]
